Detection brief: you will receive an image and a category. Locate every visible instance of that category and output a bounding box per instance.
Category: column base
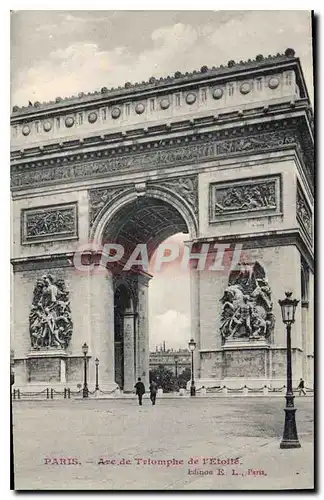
[280,440,302,449]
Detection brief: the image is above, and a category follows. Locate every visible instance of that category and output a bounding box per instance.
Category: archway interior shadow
[104,197,189,262]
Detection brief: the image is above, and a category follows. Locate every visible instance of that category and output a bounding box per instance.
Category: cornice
[189,229,314,272]
[11,252,75,272]
[11,230,313,274]
[11,49,301,117]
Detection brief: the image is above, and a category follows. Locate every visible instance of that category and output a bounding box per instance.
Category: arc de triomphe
[11,49,314,393]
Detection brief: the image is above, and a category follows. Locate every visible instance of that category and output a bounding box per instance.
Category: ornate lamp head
[188,338,197,352]
[278,291,299,324]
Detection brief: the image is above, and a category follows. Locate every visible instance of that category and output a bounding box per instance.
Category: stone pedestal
[222,343,270,379]
[199,342,304,389]
[13,349,68,391]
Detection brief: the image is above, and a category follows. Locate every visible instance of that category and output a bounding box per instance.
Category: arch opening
[99,194,193,390]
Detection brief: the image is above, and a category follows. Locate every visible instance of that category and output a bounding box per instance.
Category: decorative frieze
[12,71,282,138]
[21,203,78,244]
[296,185,312,239]
[209,176,281,223]
[89,186,128,227]
[11,130,296,189]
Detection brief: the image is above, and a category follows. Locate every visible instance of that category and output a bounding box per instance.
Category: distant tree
[149,364,177,393]
[178,367,191,389]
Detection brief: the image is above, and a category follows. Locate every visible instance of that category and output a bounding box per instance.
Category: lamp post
[175,356,178,379]
[95,357,100,391]
[188,338,196,397]
[82,342,89,398]
[278,291,301,449]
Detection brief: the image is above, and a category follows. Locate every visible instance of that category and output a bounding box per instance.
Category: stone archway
[92,186,198,391]
[90,182,198,246]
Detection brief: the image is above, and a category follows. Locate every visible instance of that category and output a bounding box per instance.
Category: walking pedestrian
[297,378,306,396]
[149,380,158,405]
[134,377,145,405]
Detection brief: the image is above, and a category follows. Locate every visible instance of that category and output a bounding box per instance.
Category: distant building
[149,343,191,376]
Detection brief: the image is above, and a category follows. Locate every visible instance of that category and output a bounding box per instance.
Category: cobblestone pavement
[12,397,314,491]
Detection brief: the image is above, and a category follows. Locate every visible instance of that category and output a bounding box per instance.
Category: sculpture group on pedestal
[29,274,73,350]
[220,261,275,342]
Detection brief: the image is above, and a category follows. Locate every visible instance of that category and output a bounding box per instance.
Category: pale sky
[10,10,314,350]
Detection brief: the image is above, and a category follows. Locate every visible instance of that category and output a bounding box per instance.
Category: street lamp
[95,357,100,391]
[82,342,89,398]
[174,356,178,379]
[278,291,301,449]
[188,338,196,397]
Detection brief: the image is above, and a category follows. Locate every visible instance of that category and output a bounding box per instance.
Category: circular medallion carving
[186,93,196,105]
[111,107,121,119]
[135,103,145,115]
[43,121,52,132]
[22,125,30,136]
[65,116,75,128]
[240,82,251,95]
[160,99,170,110]
[268,77,280,89]
[88,112,98,123]
[212,88,223,100]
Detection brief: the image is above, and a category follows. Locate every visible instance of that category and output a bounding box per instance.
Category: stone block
[66,357,84,385]
[28,357,60,383]
[223,348,266,378]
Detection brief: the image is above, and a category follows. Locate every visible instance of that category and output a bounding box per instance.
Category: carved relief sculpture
[29,275,73,350]
[22,203,78,243]
[11,130,297,189]
[89,186,128,227]
[210,176,280,222]
[296,186,312,238]
[220,261,275,342]
[154,176,198,215]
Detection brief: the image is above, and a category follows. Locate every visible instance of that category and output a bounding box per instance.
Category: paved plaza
[12,396,314,491]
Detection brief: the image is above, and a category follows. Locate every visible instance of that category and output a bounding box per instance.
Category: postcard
[11,10,314,491]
